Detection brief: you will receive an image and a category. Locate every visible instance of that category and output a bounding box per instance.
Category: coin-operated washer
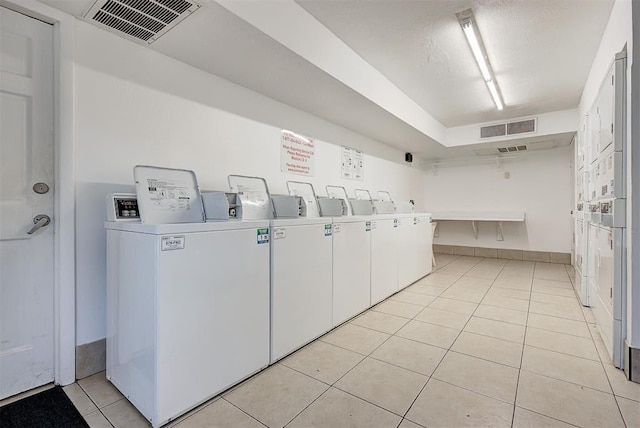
[369,191,399,305]
[394,199,433,289]
[326,185,372,327]
[105,166,270,428]
[266,180,333,363]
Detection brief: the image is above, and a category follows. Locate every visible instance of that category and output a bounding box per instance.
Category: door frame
[1,0,76,386]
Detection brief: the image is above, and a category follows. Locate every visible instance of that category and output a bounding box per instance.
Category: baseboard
[624,340,640,383]
[75,338,106,380]
[434,244,571,264]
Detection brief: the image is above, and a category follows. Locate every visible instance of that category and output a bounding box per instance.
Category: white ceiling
[37,0,613,159]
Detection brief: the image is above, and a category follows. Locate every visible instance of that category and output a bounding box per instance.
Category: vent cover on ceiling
[84,0,201,44]
[473,140,557,156]
[480,118,537,139]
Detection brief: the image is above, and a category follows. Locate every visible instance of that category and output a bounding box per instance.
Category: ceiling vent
[480,118,537,139]
[473,140,557,156]
[84,0,201,44]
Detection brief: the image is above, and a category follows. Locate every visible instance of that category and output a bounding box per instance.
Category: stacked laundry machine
[574,50,627,368]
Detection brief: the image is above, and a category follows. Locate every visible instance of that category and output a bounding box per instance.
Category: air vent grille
[85,0,200,44]
[480,118,537,139]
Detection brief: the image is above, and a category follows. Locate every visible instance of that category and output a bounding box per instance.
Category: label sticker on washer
[413,217,418,225]
[161,235,185,251]
[257,228,270,244]
[365,221,371,232]
[333,224,342,233]
[273,228,286,240]
[393,219,398,228]
[324,224,332,236]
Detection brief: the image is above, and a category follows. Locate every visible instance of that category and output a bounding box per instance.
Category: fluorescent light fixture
[456,9,504,111]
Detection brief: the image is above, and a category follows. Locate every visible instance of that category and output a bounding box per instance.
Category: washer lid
[134,165,204,224]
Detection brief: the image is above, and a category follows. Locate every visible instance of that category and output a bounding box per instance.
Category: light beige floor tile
[531,283,577,297]
[593,334,615,366]
[395,320,460,349]
[516,371,624,427]
[533,268,570,282]
[617,396,640,427]
[101,399,150,428]
[406,378,513,428]
[390,291,436,306]
[416,272,460,288]
[481,294,530,312]
[175,399,262,428]
[521,346,611,393]
[429,297,478,315]
[530,292,580,307]
[512,407,574,427]
[498,266,535,278]
[603,364,640,401]
[451,331,523,368]
[288,387,401,428]
[532,278,575,292]
[414,307,471,330]
[63,383,98,416]
[350,310,409,334]
[479,257,508,266]
[464,316,526,343]
[437,264,474,276]
[372,300,425,319]
[404,284,446,297]
[475,305,528,325]
[78,372,124,409]
[492,278,532,291]
[529,301,584,321]
[440,285,488,303]
[506,260,535,269]
[433,352,519,403]
[224,364,327,428]
[398,419,424,428]
[464,265,503,280]
[84,410,113,428]
[371,336,446,376]
[527,313,591,338]
[456,256,484,263]
[320,323,390,355]
[280,341,364,385]
[335,357,427,415]
[454,276,494,288]
[484,287,531,301]
[525,327,599,361]
[582,306,597,324]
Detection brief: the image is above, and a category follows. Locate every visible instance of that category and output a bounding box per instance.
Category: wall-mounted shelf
[431,211,526,241]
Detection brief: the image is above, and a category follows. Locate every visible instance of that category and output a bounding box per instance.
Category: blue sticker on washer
[324,224,332,236]
[365,221,371,232]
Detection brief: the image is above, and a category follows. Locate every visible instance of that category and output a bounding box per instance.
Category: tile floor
[7,255,639,427]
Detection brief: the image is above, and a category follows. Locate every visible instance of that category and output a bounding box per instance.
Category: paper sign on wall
[281,130,315,176]
[341,146,364,181]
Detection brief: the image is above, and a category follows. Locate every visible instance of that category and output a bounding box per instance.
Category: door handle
[27,214,51,235]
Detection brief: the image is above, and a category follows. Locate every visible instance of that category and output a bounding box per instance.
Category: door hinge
[610,288,613,298]
[611,123,614,134]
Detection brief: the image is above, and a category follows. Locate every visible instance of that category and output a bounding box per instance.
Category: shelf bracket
[497,221,504,241]
[471,220,478,239]
[433,222,439,238]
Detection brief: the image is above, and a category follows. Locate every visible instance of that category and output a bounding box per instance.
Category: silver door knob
[27,214,51,235]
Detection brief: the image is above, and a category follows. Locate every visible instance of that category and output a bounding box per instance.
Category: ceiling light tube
[456,8,505,111]
[486,79,504,110]
[461,21,492,81]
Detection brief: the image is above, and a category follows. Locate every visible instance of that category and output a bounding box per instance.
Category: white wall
[73,20,422,346]
[421,147,573,253]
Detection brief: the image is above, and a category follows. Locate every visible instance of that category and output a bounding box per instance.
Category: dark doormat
[0,386,89,428]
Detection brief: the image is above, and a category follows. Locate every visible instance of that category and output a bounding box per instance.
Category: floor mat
[0,386,89,428]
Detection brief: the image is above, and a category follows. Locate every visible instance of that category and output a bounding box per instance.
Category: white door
[0,6,55,400]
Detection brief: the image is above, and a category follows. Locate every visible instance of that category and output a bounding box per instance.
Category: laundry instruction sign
[281,130,315,176]
[341,146,364,180]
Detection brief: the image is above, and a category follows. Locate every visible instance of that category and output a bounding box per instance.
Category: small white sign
[341,146,364,181]
[273,228,287,240]
[161,235,185,251]
[281,130,315,176]
[333,224,342,233]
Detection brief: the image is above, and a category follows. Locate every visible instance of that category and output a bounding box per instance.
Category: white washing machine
[269,181,333,362]
[573,214,590,306]
[106,220,270,427]
[332,215,372,326]
[397,213,433,289]
[592,224,626,367]
[370,213,398,305]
